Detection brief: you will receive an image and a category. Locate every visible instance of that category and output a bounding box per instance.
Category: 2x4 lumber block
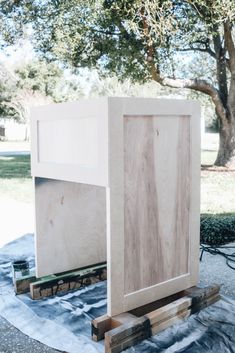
[92,315,112,342]
[92,312,137,342]
[104,285,220,353]
[111,313,137,329]
[14,272,36,294]
[30,263,107,300]
[151,292,220,336]
[105,316,151,353]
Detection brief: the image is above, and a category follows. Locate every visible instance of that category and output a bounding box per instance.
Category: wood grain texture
[35,177,106,277]
[124,115,190,294]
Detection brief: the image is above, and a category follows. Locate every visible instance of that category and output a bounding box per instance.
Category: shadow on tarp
[0,234,235,353]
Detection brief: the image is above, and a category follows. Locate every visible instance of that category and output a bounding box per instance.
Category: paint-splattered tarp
[0,234,235,353]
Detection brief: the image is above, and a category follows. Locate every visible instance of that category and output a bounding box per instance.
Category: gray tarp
[0,234,235,353]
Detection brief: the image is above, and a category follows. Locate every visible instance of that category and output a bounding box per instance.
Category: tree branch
[176,46,216,58]
[175,44,230,68]
[151,67,228,126]
[224,21,235,74]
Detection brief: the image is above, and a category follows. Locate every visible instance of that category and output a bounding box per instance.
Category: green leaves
[201,214,235,245]
[0,0,234,85]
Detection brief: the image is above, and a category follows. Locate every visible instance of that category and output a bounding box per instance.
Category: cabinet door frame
[107,98,201,316]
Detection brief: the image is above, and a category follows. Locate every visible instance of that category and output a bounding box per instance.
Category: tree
[0,55,84,121]
[0,63,26,121]
[16,59,84,103]
[1,0,235,166]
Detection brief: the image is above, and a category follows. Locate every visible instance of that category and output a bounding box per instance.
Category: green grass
[0,154,33,203]
[200,133,235,215]
[0,155,31,178]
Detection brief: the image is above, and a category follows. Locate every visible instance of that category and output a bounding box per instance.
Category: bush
[200,214,235,245]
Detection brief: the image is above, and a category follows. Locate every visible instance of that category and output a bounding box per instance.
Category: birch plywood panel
[35,178,106,277]
[124,115,190,294]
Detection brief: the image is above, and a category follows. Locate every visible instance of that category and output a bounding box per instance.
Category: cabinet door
[107,99,200,316]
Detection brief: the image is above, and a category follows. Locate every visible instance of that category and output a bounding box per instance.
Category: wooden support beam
[102,285,220,353]
[30,263,107,300]
[111,313,137,328]
[91,312,137,341]
[92,315,112,342]
[14,272,37,294]
[105,316,151,353]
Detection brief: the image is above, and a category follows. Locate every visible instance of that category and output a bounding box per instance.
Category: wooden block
[151,293,220,335]
[111,312,137,328]
[146,296,192,326]
[105,316,151,353]
[105,330,150,353]
[91,312,137,342]
[14,273,36,294]
[103,285,221,353]
[184,284,220,303]
[191,293,220,314]
[30,264,106,300]
[151,308,191,335]
[146,285,220,329]
[91,315,112,342]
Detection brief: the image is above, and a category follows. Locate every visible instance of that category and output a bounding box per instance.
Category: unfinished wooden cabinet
[30,97,200,316]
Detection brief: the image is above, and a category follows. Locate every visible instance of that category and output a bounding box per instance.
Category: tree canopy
[0,0,235,165]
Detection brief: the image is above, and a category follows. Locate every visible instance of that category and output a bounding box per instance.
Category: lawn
[0,154,31,179]
[201,133,235,214]
[0,154,33,203]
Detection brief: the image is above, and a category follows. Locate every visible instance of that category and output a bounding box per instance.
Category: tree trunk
[215,114,235,167]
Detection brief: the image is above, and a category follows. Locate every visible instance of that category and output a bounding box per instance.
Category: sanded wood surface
[35,178,106,277]
[124,115,190,294]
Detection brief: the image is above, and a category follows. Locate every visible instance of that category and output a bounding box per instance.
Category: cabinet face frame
[107,98,201,316]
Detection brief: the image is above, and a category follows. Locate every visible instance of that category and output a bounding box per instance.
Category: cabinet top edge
[30,97,200,115]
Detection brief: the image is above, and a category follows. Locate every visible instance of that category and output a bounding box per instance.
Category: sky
[0,39,35,69]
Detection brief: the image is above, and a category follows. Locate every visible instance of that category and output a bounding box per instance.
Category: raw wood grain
[35,178,106,277]
[124,115,190,294]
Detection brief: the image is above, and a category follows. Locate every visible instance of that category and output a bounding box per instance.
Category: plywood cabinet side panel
[124,115,191,295]
[35,178,106,277]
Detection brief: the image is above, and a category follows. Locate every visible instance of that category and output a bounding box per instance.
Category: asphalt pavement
[0,316,62,353]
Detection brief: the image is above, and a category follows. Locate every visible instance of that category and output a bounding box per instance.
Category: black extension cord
[200,244,235,270]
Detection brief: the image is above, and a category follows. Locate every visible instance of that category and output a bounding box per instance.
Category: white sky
[0,39,35,69]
